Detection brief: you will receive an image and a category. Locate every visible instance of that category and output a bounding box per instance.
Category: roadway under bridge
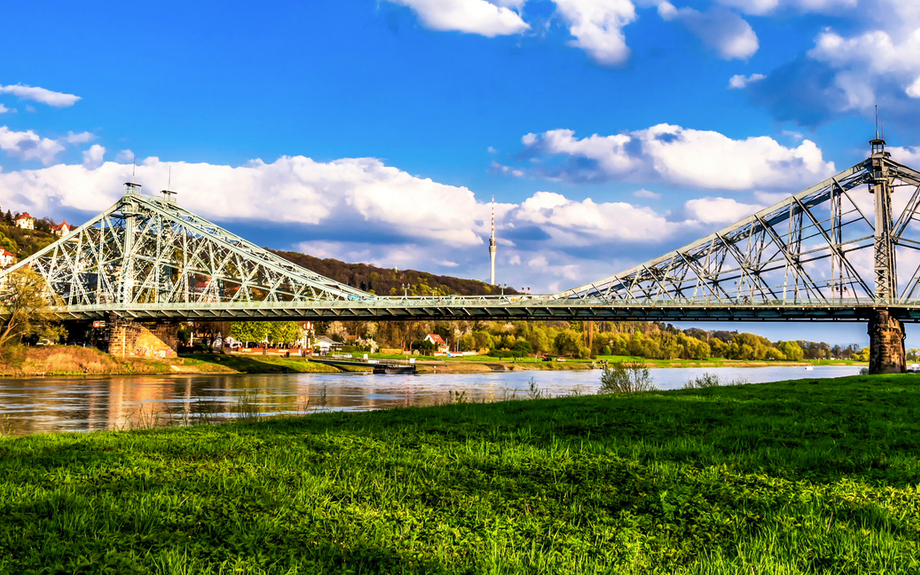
[3,139,920,374]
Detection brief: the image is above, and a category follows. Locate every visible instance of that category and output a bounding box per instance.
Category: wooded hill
[272,250,518,297]
[0,211,58,260]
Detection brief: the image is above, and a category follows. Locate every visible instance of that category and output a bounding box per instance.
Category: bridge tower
[868,137,906,373]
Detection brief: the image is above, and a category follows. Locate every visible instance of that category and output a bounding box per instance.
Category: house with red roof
[0,249,16,268]
[424,333,449,353]
[14,213,34,230]
[51,220,72,237]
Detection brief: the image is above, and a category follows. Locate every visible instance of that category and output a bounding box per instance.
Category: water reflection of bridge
[4,139,920,373]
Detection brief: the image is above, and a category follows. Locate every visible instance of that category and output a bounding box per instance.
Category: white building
[14,213,34,230]
[0,250,15,268]
[51,220,72,237]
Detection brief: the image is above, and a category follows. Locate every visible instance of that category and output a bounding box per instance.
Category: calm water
[0,366,861,437]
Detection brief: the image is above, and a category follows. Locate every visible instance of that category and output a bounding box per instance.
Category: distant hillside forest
[273,250,516,297]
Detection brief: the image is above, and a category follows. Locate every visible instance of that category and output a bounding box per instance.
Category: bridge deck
[51,297,920,323]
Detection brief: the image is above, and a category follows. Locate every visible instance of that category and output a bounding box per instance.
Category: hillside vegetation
[273,249,516,296]
[0,374,918,573]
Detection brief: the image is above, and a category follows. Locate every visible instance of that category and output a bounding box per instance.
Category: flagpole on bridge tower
[867,133,907,374]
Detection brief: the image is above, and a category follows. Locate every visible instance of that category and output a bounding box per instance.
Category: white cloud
[116,149,135,163]
[729,72,766,88]
[633,189,661,199]
[386,0,530,36]
[82,145,105,169]
[63,131,95,144]
[0,104,10,114]
[658,2,758,60]
[802,25,920,113]
[0,84,81,108]
[519,124,836,190]
[553,0,638,66]
[714,0,856,16]
[0,152,794,293]
[0,126,65,165]
[888,145,920,166]
[0,155,499,247]
[513,191,679,244]
[684,196,763,224]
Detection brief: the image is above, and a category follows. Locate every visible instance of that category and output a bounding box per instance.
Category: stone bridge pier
[868,309,906,374]
[106,315,179,359]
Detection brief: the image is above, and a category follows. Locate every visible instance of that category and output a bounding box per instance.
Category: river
[0,365,861,437]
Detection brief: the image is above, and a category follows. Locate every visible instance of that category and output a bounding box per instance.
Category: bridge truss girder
[558,154,920,309]
[3,190,371,311]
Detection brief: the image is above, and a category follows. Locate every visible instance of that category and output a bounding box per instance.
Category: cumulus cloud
[63,131,95,144]
[684,196,763,224]
[746,1,920,125]
[116,149,135,163]
[633,189,661,199]
[807,28,920,108]
[0,151,792,292]
[714,0,856,16]
[0,155,500,247]
[82,145,105,169]
[385,0,530,36]
[0,126,65,165]
[658,2,758,60]
[512,191,679,244]
[0,104,10,114]
[0,84,81,108]
[553,0,638,66]
[517,124,836,190]
[729,73,766,88]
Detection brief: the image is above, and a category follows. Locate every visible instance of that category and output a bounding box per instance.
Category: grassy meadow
[1,374,918,573]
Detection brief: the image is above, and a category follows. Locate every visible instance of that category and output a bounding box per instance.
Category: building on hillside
[0,249,16,268]
[424,333,449,353]
[14,213,34,230]
[51,220,72,237]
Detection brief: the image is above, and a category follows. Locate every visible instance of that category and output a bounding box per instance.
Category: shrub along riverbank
[1,374,918,573]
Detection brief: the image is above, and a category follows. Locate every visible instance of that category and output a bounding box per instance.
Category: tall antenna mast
[160,164,177,204]
[489,195,497,286]
[876,104,879,139]
[123,156,142,196]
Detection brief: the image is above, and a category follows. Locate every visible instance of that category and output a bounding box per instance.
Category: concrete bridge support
[868,309,906,374]
[106,316,179,359]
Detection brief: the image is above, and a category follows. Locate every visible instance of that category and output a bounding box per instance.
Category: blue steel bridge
[3,139,920,372]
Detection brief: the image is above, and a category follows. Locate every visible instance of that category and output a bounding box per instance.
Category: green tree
[230,322,271,345]
[554,329,585,357]
[779,341,804,361]
[269,322,302,345]
[0,268,66,353]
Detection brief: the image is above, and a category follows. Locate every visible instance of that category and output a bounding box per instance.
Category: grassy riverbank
[0,346,343,377]
[1,345,864,377]
[1,374,918,573]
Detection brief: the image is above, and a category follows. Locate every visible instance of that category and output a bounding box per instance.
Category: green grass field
[0,374,918,573]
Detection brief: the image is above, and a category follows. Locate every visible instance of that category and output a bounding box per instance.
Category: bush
[684,372,722,389]
[487,349,526,359]
[684,372,750,388]
[599,362,655,393]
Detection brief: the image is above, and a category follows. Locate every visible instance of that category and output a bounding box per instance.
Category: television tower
[489,196,497,285]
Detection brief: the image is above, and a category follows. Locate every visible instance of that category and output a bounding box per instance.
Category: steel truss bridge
[5,140,920,327]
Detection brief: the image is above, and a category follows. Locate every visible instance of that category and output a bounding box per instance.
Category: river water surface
[0,365,861,437]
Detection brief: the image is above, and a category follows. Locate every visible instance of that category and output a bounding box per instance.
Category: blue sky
[3,0,920,345]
